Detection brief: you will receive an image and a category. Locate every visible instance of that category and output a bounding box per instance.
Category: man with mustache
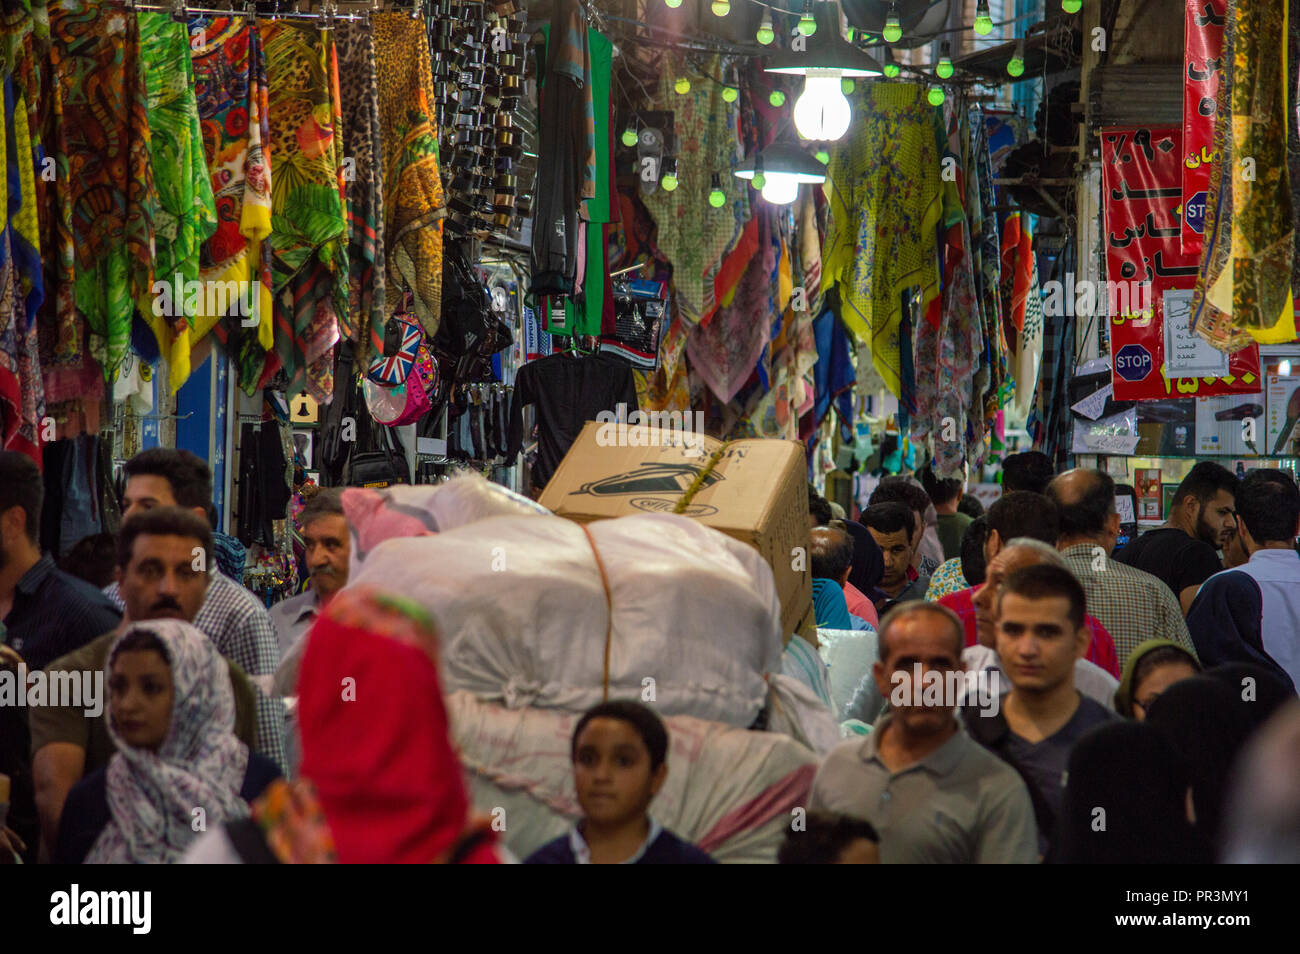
[271,488,350,696]
[29,507,259,857]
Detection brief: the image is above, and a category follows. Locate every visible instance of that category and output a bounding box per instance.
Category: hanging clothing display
[821,82,943,399]
[373,12,445,339]
[189,16,275,395]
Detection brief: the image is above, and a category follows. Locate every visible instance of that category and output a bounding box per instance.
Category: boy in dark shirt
[525,700,715,865]
[1115,461,1237,613]
[963,564,1113,856]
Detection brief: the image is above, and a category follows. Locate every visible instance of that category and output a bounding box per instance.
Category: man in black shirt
[1115,461,1238,614]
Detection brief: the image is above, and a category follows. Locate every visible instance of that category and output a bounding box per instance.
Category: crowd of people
[1,446,1298,864]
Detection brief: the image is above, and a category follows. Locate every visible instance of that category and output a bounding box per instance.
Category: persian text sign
[1102,125,1260,400]
[1181,0,1226,255]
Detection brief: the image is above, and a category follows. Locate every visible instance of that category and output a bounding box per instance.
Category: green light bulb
[884,62,900,78]
[722,86,739,103]
[974,0,993,34]
[797,13,816,36]
[769,89,786,107]
[675,77,691,95]
[664,0,682,7]
[709,188,726,208]
[752,172,766,189]
[621,127,638,147]
[815,149,829,164]
[661,173,679,192]
[1061,0,1081,12]
[1007,56,1024,77]
[841,77,855,95]
[756,12,775,45]
[927,86,945,106]
[882,11,902,43]
[710,0,729,16]
[936,57,953,79]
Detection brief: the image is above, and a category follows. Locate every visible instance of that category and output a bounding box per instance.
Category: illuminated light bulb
[664,0,682,8]
[675,77,691,95]
[708,173,726,208]
[927,86,945,106]
[1007,38,1025,77]
[752,171,766,189]
[711,0,729,16]
[974,0,993,34]
[936,41,954,79]
[883,61,900,78]
[722,85,739,103]
[815,149,830,164]
[661,171,679,191]
[756,9,775,45]
[797,3,816,37]
[841,77,855,95]
[1282,360,1294,376]
[882,3,902,43]
[793,74,852,142]
[621,126,638,147]
[769,89,786,107]
[1062,0,1082,12]
[761,173,800,205]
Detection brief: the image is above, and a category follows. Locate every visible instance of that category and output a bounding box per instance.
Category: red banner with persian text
[1181,0,1226,255]
[1102,125,1260,401]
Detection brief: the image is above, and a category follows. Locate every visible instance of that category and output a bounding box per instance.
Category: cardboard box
[539,423,813,640]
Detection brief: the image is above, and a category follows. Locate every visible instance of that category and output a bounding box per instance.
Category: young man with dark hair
[525,700,715,864]
[920,465,971,562]
[104,448,285,771]
[811,601,1038,863]
[1048,468,1195,669]
[1116,461,1238,613]
[778,813,880,864]
[963,564,1115,857]
[1001,451,1054,495]
[861,502,929,614]
[1187,469,1300,691]
[927,491,1059,601]
[30,507,259,857]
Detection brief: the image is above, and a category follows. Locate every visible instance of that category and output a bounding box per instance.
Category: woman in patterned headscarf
[55,621,281,864]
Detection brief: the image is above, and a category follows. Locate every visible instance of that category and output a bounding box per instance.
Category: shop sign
[1181,0,1226,255]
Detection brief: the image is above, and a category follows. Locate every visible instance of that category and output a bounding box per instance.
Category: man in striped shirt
[1047,468,1196,670]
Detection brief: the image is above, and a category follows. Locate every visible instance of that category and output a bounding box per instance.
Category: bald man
[1046,469,1196,670]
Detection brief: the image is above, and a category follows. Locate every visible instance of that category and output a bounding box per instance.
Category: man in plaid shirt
[102,450,285,770]
[1047,468,1196,670]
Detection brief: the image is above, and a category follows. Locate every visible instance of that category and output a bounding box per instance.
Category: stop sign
[1115,344,1153,382]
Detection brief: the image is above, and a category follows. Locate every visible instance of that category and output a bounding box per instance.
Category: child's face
[573,717,667,826]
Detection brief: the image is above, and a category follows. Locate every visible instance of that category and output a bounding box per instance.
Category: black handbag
[435,242,491,357]
[344,424,410,488]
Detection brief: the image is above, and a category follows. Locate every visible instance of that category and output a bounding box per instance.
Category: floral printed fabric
[373,13,445,339]
[89,620,252,864]
[822,83,942,398]
[190,16,275,395]
[1193,0,1295,346]
[252,778,337,864]
[48,0,155,383]
[261,21,347,403]
[138,13,217,393]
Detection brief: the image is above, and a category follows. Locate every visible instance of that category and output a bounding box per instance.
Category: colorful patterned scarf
[335,19,386,364]
[88,620,252,864]
[48,0,155,383]
[190,17,275,395]
[138,13,218,393]
[373,13,445,339]
[822,83,943,398]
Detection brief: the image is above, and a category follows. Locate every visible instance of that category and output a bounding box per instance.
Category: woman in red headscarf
[184,586,502,864]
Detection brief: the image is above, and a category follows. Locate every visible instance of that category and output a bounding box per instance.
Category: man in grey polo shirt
[808,601,1038,863]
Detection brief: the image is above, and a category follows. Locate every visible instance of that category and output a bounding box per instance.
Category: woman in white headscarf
[56,620,281,864]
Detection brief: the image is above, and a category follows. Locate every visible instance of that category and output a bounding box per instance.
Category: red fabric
[297,594,499,864]
[939,587,1121,678]
[843,582,879,629]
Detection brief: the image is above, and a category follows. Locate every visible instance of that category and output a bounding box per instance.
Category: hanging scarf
[190,16,275,395]
[261,21,347,403]
[1192,0,1295,346]
[822,82,942,398]
[373,13,445,339]
[87,620,251,864]
[48,0,155,384]
[335,19,386,364]
[297,586,501,864]
[137,13,218,394]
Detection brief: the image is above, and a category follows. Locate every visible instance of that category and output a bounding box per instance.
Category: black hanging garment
[237,422,291,549]
[506,352,639,489]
